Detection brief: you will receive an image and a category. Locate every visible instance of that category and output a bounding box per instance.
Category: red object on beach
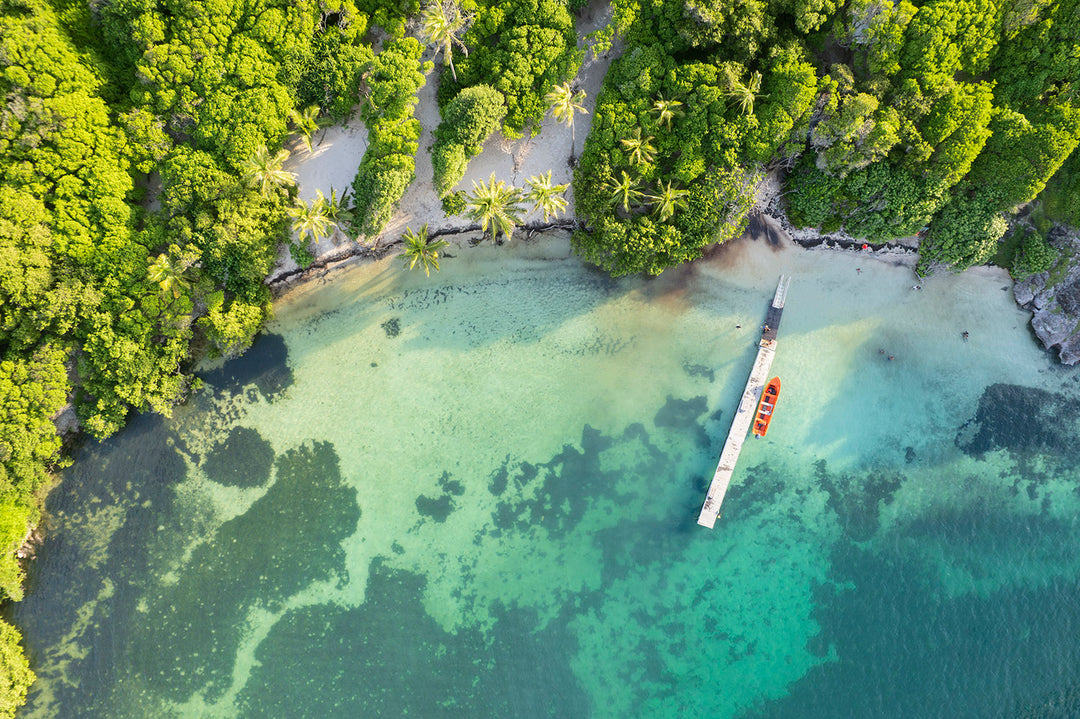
[751,377,781,438]
[862,243,869,249]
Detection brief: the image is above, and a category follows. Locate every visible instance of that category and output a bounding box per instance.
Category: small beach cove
[16,226,1080,718]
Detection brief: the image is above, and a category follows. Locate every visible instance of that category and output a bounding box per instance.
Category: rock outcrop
[1014,225,1080,365]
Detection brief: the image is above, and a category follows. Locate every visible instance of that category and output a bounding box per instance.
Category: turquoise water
[14,235,1080,718]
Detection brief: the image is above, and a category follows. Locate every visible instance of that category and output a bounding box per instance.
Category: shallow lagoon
[15,235,1080,717]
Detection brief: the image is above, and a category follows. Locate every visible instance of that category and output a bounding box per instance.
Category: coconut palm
[466,173,524,243]
[648,180,690,221]
[420,1,469,82]
[147,251,193,299]
[604,170,643,213]
[651,94,684,131]
[546,82,588,160]
[620,128,656,166]
[288,191,333,245]
[288,104,323,154]
[524,170,569,221]
[401,223,450,277]
[324,186,354,233]
[241,144,296,196]
[729,71,766,115]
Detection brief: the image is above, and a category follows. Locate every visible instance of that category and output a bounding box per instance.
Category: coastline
[266,220,579,295]
[265,190,926,301]
[21,205,1074,718]
[25,5,1075,651]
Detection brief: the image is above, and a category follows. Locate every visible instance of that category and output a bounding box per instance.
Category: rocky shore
[754,169,921,258]
[756,170,1080,367]
[1013,225,1080,365]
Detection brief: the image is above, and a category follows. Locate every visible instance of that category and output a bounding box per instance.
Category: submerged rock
[1014,225,1080,365]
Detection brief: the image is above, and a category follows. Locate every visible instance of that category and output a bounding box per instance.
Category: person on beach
[962,331,969,342]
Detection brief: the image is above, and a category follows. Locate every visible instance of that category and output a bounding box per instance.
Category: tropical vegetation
[401,224,450,276]
[466,174,525,243]
[0,0,417,710]
[572,0,1080,276]
[0,0,1078,713]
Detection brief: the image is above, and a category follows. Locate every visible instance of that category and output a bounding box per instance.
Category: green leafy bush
[284,3,374,121]
[0,619,33,719]
[1011,229,1059,277]
[439,0,583,138]
[442,190,468,215]
[432,84,506,196]
[919,193,1008,271]
[198,299,272,359]
[1040,152,1080,227]
[351,37,429,238]
[786,159,843,228]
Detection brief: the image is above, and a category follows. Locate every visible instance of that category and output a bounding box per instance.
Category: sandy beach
[273,0,616,281]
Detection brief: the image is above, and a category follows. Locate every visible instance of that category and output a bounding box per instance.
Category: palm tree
[729,71,766,115]
[420,1,469,82]
[620,128,656,166]
[324,186,354,234]
[401,223,450,277]
[288,104,323,154]
[147,251,193,299]
[241,145,296,196]
[546,82,588,161]
[604,170,643,213]
[466,173,524,243]
[651,94,684,131]
[288,192,332,245]
[524,170,569,221]
[648,180,690,221]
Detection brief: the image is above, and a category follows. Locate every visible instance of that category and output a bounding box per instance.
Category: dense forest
[572,0,1079,275]
[0,0,1077,713]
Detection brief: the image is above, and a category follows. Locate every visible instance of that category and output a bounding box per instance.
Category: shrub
[0,619,33,719]
[432,143,468,198]
[350,38,429,239]
[438,85,507,155]
[786,158,843,228]
[1011,229,1059,277]
[285,8,374,122]
[432,85,506,196]
[442,190,468,215]
[353,151,419,236]
[198,299,271,359]
[919,193,1008,271]
[440,0,583,138]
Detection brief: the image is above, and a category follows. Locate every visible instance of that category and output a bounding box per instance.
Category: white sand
[271,0,617,280]
[273,122,370,274]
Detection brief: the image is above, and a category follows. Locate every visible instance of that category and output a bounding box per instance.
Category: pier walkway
[697,275,790,529]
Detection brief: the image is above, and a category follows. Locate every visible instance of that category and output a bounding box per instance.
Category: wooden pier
[697,275,790,529]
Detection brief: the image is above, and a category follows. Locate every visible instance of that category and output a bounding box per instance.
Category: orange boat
[751,377,781,437]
